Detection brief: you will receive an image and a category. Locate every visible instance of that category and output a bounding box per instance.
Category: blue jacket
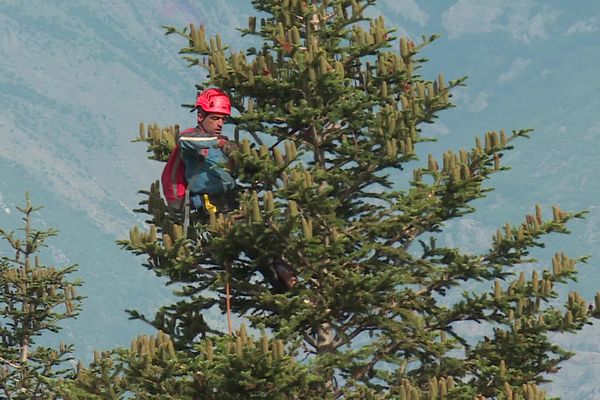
[178,128,236,195]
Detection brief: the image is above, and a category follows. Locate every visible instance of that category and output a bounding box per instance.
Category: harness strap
[183,187,191,235]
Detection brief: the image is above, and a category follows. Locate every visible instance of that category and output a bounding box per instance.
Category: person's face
[198,112,228,135]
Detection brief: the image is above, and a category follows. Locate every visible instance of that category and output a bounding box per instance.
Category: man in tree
[161,87,297,293]
[161,88,238,216]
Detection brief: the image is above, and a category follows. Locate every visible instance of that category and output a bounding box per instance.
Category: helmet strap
[197,109,208,133]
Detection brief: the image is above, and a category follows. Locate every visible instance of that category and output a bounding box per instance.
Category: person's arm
[178,132,222,160]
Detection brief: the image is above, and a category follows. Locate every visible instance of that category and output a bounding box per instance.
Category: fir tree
[0,193,83,399]
[113,0,599,398]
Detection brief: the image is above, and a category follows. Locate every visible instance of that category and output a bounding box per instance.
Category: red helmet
[195,88,231,115]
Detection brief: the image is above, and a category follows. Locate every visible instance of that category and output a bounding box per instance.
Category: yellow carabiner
[203,194,218,214]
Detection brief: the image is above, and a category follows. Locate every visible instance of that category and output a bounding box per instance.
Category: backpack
[161,127,235,210]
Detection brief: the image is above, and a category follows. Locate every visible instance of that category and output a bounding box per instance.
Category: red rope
[225,264,233,336]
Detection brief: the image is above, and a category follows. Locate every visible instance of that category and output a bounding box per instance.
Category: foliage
[62,325,328,399]
[113,0,599,398]
[0,193,83,400]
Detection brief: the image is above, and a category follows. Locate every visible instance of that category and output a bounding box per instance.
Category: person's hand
[216,135,228,148]
[221,140,239,156]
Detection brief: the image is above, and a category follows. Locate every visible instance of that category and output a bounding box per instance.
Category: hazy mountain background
[2,1,600,397]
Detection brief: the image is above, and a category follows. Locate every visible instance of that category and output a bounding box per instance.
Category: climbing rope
[184,192,233,335]
[225,261,233,335]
